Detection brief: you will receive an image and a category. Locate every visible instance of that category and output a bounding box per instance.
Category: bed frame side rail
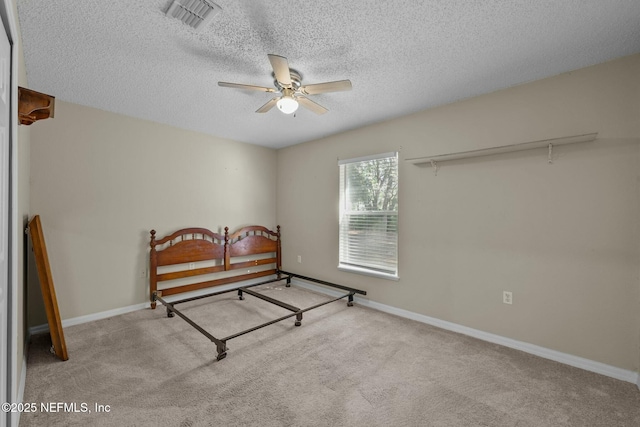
[278,270,367,306]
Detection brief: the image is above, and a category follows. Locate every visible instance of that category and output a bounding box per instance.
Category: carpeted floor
[20,283,640,426]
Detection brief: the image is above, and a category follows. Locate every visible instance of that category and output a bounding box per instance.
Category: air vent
[166,0,221,30]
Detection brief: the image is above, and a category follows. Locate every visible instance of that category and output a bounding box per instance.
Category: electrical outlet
[297,255,302,263]
[503,291,513,305]
[188,262,195,270]
[140,269,147,279]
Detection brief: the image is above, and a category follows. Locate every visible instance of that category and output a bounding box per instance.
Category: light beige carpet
[21,283,640,426]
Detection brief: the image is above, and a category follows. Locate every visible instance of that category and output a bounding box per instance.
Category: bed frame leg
[286,277,291,287]
[347,293,354,307]
[295,312,302,327]
[216,342,227,361]
[151,290,160,310]
[166,306,175,318]
[237,289,244,300]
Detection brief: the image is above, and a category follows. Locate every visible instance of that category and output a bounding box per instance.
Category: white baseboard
[25,277,640,389]
[27,276,282,336]
[292,279,640,386]
[28,302,149,336]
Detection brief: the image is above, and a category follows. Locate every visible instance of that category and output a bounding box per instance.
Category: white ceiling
[17,0,640,149]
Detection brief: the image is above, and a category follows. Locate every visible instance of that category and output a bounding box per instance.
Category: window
[339,152,398,279]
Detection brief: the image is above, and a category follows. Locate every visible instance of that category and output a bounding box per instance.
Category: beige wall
[277,54,640,371]
[28,101,277,324]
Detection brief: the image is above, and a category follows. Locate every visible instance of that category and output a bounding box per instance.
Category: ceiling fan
[218,54,352,115]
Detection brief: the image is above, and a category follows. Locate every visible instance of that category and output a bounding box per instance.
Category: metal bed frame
[153,271,366,361]
[149,226,366,361]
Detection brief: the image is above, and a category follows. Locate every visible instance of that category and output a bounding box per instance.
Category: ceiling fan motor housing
[274,70,302,91]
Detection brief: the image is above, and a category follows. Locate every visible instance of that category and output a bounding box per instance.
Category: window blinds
[339,152,398,276]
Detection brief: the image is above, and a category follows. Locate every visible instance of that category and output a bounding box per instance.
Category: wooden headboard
[149,225,281,308]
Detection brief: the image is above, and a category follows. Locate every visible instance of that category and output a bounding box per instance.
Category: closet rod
[405,133,598,166]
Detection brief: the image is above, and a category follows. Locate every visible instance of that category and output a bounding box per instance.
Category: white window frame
[338,152,399,280]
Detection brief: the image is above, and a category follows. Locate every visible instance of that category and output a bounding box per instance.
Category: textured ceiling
[17,0,640,149]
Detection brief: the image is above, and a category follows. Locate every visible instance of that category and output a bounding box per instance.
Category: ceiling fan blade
[256,97,278,113]
[268,54,292,86]
[297,96,328,115]
[218,82,276,93]
[299,79,352,95]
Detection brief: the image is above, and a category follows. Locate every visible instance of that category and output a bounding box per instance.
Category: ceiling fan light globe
[277,96,299,114]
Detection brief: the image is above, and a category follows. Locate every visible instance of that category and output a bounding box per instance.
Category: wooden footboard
[148,224,367,361]
[149,225,281,308]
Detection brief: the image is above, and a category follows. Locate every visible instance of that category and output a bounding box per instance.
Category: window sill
[338,264,399,281]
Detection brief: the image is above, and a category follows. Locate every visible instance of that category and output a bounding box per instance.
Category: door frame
[0,1,18,426]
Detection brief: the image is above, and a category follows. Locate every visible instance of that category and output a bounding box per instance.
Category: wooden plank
[229,235,277,256]
[28,215,68,361]
[227,257,276,271]
[156,264,226,282]
[159,269,276,297]
[156,240,224,266]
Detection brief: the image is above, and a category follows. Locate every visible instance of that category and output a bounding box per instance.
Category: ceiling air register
[166,0,221,30]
